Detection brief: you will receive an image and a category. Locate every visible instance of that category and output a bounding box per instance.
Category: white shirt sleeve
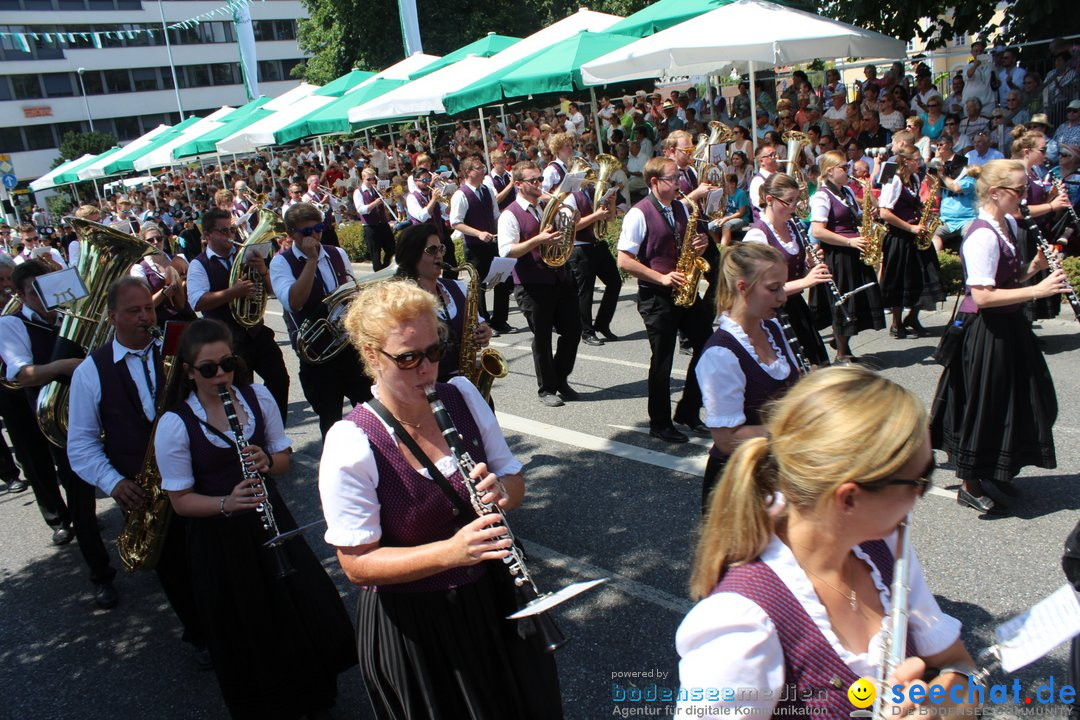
[748,176,765,209]
[742,227,767,245]
[616,206,648,255]
[67,358,125,496]
[406,193,431,223]
[497,206,522,258]
[696,344,747,428]
[253,384,291,454]
[68,240,81,267]
[130,262,149,281]
[541,164,561,194]
[268,252,297,315]
[878,176,902,210]
[0,315,32,381]
[962,225,1003,287]
[448,189,468,227]
[186,256,210,312]
[482,177,501,224]
[353,188,373,215]
[808,191,831,223]
[156,411,196,492]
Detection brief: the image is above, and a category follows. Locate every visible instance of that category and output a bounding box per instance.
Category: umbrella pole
[478,109,491,167]
[68,183,79,205]
[590,86,604,153]
[364,128,371,149]
[150,174,160,211]
[425,116,432,150]
[178,163,193,207]
[92,178,101,203]
[216,152,226,186]
[749,61,758,148]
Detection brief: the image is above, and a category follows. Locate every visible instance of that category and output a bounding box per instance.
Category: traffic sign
[1,174,17,190]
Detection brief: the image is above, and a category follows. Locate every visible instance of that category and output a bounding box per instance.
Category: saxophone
[916,175,942,251]
[452,264,508,402]
[674,199,709,308]
[857,179,886,267]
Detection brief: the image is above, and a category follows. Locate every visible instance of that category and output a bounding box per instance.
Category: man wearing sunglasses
[68,276,205,645]
[269,203,371,437]
[406,167,457,278]
[497,161,581,407]
[352,168,395,272]
[187,208,290,423]
[748,146,779,220]
[13,224,66,269]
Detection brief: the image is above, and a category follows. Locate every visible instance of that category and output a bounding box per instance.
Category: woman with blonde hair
[319,279,563,720]
[931,159,1065,514]
[678,365,977,716]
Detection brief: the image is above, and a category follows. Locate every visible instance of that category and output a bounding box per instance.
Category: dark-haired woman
[157,318,355,720]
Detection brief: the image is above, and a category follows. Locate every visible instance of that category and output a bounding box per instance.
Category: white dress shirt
[541,160,567,194]
[68,240,81,267]
[406,192,434,223]
[268,244,352,316]
[963,211,1018,287]
[67,337,160,495]
[318,377,522,548]
[497,196,543,257]
[448,180,500,241]
[748,171,773,212]
[0,305,55,381]
[186,245,232,311]
[14,247,66,268]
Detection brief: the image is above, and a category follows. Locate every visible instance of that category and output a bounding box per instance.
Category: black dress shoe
[6,478,28,493]
[649,425,689,443]
[556,384,580,401]
[902,316,928,336]
[94,582,119,610]
[595,327,620,341]
[957,487,1007,515]
[538,392,564,408]
[889,326,908,339]
[491,322,517,334]
[679,420,711,437]
[52,524,73,546]
[581,333,604,347]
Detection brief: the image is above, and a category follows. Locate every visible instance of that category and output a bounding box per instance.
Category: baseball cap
[1068,100,1080,111]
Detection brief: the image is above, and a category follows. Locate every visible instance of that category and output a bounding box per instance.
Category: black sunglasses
[861,459,936,496]
[295,223,325,237]
[193,355,239,378]
[379,342,446,370]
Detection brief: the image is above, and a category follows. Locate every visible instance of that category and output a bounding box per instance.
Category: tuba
[452,263,508,402]
[230,196,284,329]
[693,122,736,179]
[673,198,708,308]
[296,262,399,364]
[36,218,156,447]
[591,153,621,240]
[916,174,943,251]
[783,131,812,216]
[0,296,23,391]
[539,157,591,267]
[857,179,886,267]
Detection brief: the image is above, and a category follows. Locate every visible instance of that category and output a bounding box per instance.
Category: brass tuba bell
[693,122,736,178]
[591,153,621,239]
[539,157,590,267]
[230,193,283,329]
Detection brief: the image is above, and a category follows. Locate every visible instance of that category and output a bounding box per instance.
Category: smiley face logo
[847,677,876,708]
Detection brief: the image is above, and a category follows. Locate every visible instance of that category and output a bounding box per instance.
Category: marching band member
[931,160,1064,515]
[156,318,355,719]
[281,183,304,217]
[69,205,103,266]
[666,130,720,309]
[567,176,619,346]
[616,157,713,442]
[748,145,780,220]
[487,150,517,210]
[743,173,832,366]
[541,132,573,195]
[302,174,329,207]
[268,203,371,437]
[498,161,581,407]
[131,222,195,328]
[407,167,457,277]
[353,168,396,272]
[809,151,886,363]
[187,208,290,423]
[680,365,976,716]
[12,224,66,268]
[0,259,118,607]
[319,279,563,720]
[67,277,204,658]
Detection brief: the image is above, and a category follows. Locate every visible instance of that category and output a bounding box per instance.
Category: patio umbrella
[314,69,377,97]
[134,106,235,171]
[29,154,95,192]
[172,97,273,159]
[76,124,175,181]
[408,33,520,80]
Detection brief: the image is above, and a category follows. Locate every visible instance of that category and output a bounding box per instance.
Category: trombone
[373,186,402,224]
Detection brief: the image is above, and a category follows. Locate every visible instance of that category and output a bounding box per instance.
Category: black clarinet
[788,219,851,323]
[776,309,812,376]
[1019,205,1080,324]
[217,384,295,578]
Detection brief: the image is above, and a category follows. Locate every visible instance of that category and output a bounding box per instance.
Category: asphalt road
[2,270,1079,720]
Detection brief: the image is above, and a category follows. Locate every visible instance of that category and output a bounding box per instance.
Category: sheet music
[484,257,517,286]
[33,268,88,309]
[994,583,1080,673]
[506,578,608,619]
[559,172,587,194]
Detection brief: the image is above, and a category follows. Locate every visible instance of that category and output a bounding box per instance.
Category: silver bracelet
[219,496,232,518]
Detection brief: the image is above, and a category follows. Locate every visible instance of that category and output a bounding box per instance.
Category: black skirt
[356,565,564,720]
[821,244,885,337]
[915,246,946,309]
[784,292,829,366]
[930,310,1058,483]
[1016,223,1061,320]
[187,483,357,720]
[880,229,924,308]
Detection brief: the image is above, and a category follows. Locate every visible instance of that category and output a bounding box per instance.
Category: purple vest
[345,382,489,592]
[823,186,860,238]
[358,188,388,226]
[677,166,699,196]
[193,250,246,329]
[506,202,562,285]
[18,314,59,408]
[634,195,688,286]
[174,384,267,498]
[278,245,351,325]
[752,219,806,282]
[889,179,921,225]
[571,190,596,244]
[140,257,193,323]
[958,218,1023,314]
[459,184,496,244]
[490,172,515,210]
[702,320,798,458]
[546,160,566,189]
[90,343,162,479]
[410,190,442,225]
[437,278,468,380]
[1026,174,1054,233]
[714,539,913,716]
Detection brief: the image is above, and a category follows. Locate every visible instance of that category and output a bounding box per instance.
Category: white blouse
[675,532,962,715]
[156,384,292,492]
[963,211,1019,287]
[318,376,523,548]
[743,220,799,256]
[696,314,794,429]
[877,175,906,210]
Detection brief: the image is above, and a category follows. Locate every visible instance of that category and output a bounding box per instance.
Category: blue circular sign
[1,174,16,190]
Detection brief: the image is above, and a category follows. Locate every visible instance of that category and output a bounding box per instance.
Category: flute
[1019,205,1080,324]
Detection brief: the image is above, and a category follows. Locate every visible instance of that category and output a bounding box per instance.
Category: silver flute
[787,219,852,323]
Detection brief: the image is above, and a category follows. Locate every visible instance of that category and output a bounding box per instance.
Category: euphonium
[452,263,508,402]
[230,196,284,329]
[857,179,886,267]
[36,218,156,447]
[783,131,812,216]
[693,122,735,178]
[591,153,621,239]
[539,157,591,267]
[0,296,23,391]
[916,174,943,251]
[674,198,708,308]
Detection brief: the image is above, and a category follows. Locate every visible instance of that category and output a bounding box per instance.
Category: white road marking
[490,340,658,371]
[609,423,713,450]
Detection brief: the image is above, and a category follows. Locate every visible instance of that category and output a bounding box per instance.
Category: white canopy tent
[75,124,174,181]
[29,154,95,192]
[261,82,319,111]
[133,106,235,171]
[376,52,443,80]
[215,95,335,154]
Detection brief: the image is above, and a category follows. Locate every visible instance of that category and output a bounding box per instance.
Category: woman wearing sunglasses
[319,279,562,720]
[678,365,978,716]
[157,318,356,719]
[131,222,196,328]
[931,159,1066,515]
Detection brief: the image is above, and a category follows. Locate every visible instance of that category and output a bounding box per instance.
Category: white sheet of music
[506,578,608,619]
[34,267,89,309]
[484,257,517,286]
[994,583,1080,673]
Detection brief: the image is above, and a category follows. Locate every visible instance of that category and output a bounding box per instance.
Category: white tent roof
[76,124,174,181]
[349,8,622,123]
[216,95,335,154]
[29,153,95,192]
[580,0,907,84]
[262,82,318,111]
[133,106,235,171]
[378,52,442,80]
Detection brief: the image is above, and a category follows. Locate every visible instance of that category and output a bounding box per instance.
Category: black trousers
[363,223,395,271]
[464,241,511,325]
[0,389,69,527]
[298,345,373,437]
[154,513,205,647]
[47,443,115,586]
[235,324,291,425]
[636,285,713,429]
[568,243,622,335]
[513,278,581,395]
[0,419,17,480]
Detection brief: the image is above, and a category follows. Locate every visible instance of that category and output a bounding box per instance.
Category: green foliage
[938,249,964,296]
[52,131,117,169]
[45,194,72,221]
[337,222,368,262]
[1064,256,1080,298]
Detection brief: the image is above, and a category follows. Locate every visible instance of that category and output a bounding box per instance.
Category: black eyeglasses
[769,195,794,207]
[295,223,325,237]
[423,244,446,256]
[861,459,936,496]
[193,355,239,378]
[379,342,446,369]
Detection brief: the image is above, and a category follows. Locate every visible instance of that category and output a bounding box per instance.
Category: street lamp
[76,67,95,133]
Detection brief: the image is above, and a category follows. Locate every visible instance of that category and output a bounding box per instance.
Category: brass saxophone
[230,194,283,329]
[916,175,942,251]
[0,296,23,391]
[857,179,886,267]
[674,198,709,308]
[451,264,508,402]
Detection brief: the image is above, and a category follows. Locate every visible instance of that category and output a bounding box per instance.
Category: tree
[51,131,117,170]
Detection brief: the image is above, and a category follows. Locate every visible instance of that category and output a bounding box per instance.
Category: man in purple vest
[353,169,395,272]
[450,155,515,335]
[0,260,118,607]
[68,277,205,655]
[487,150,516,211]
[268,203,372,437]
[187,208,290,423]
[749,145,780,220]
[406,168,457,279]
[497,161,582,407]
[616,157,713,443]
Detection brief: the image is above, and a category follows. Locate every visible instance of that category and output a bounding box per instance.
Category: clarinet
[1052,177,1080,236]
[872,512,913,718]
[1019,205,1080,324]
[775,309,812,376]
[217,384,295,578]
[424,384,567,652]
[788,219,851,323]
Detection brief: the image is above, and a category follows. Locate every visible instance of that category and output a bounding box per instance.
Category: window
[24,124,57,151]
[0,127,25,153]
[188,64,211,87]
[43,72,74,98]
[55,121,86,139]
[80,70,104,95]
[274,20,296,40]
[103,69,132,93]
[200,21,229,43]
[0,77,11,102]
[159,67,176,90]
[253,20,273,41]
[132,67,159,92]
[211,63,238,86]
[12,74,43,100]
[59,0,87,9]
[114,116,140,140]
[258,60,283,83]
[280,58,302,78]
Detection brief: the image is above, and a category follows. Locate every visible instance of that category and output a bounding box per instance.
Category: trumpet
[373,186,402,224]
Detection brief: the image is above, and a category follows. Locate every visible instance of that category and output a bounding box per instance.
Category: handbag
[931,293,965,367]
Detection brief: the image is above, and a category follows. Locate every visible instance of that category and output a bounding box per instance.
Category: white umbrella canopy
[29,154,95,192]
[75,124,174,181]
[580,0,907,85]
[262,82,319,111]
[133,106,235,171]
[216,95,336,154]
